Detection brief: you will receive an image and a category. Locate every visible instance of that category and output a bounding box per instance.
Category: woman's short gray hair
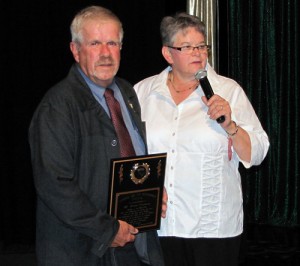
[160,12,206,46]
[70,5,124,44]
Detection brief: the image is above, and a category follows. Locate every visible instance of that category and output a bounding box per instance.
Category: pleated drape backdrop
[225,0,299,226]
[1,0,299,251]
[0,0,186,246]
[188,0,299,227]
[187,0,218,69]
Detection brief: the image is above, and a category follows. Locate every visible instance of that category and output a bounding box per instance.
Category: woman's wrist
[225,121,239,137]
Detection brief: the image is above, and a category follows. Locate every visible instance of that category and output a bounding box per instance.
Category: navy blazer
[29,64,164,265]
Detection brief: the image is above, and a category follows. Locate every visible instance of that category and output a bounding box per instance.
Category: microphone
[195,69,225,124]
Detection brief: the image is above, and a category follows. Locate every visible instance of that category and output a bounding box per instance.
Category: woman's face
[164,27,208,79]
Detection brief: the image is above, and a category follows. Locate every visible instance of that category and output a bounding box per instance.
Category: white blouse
[134,64,269,238]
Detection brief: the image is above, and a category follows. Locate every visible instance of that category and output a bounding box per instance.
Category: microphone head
[195,69,207,80]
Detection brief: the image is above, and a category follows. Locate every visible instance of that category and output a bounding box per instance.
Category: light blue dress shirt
[77,66,145,156]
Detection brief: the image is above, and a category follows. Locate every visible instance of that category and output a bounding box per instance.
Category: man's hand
[110,220,138,247]
[161,186,168,218]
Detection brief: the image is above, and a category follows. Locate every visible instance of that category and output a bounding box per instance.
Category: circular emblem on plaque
[130,163,150,185]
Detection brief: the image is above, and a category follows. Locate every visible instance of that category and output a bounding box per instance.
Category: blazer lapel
[116,78,147,152]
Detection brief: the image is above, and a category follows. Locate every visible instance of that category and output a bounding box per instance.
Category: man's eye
[90,41,100,46]
[107,41,118,47]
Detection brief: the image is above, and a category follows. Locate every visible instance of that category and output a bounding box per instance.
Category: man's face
[70,18,122,88]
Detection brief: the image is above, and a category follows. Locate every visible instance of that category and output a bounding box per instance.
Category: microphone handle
[199,77,225,124]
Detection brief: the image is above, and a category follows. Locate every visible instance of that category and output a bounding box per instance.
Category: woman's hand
[201,94,231,129]
[202,94,251,162]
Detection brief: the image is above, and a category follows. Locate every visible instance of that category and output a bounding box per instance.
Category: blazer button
[111,139,118,146]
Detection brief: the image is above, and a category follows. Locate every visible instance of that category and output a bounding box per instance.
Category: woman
[134,13,269,266]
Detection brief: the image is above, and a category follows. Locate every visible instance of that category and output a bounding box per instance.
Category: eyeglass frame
[167,44,211,54]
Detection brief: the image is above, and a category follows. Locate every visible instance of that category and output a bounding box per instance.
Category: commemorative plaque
[108,153,167,232]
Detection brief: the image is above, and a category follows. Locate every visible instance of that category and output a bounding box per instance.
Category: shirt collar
[76,64,117,99]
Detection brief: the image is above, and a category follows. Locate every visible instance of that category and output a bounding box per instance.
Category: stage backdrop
[1,0,186,246]
[225,0,299,226]
[1,0,299,249]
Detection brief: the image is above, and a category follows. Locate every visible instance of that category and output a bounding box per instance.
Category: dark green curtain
[226,0,299,226]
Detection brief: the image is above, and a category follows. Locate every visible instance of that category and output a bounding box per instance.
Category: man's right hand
[110,220,138,247]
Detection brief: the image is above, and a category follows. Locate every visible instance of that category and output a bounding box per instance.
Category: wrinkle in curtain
[187,0,218,70]
[227,0,299,226]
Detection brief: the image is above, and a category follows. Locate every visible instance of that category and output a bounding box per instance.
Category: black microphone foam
[195,69,225,124]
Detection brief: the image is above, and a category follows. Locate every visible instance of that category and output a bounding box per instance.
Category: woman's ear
[162,46,173,65]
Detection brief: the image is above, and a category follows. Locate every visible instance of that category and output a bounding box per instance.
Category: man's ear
[162,46,174,65]
[70,42,80,63]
